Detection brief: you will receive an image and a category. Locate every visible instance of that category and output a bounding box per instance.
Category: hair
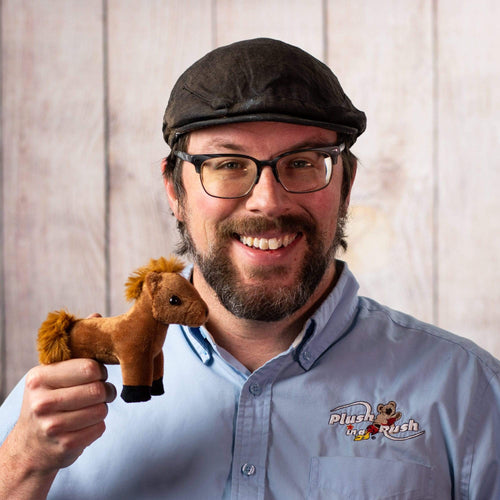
[162,130,357,254]
[163,133,190,201]
[124,256,185,301]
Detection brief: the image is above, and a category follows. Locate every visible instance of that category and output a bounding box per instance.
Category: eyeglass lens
[200,150,334,198]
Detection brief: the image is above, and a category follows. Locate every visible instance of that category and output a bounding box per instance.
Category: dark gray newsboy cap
[163,38,366,147]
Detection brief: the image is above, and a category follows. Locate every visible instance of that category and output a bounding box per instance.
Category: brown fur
[38,310,77,364]
[37,256,208,402]
[124,256,185,301]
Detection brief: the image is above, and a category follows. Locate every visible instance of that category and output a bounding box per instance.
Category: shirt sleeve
[466,369,500,498]
[0,378,26,444]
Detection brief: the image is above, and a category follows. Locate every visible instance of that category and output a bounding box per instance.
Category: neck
[192,262,338,372]
[125,290,161,330]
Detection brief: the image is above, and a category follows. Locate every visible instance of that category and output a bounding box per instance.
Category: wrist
[0,430,58,500]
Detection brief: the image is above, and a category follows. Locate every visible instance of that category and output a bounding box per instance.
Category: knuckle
[79,359,100,380]
[31,398,51,416]
[25,367,44,391]
[30,389,64,417]
[57,435,79,456]
[41,417,64,438]
[87,381,106,401]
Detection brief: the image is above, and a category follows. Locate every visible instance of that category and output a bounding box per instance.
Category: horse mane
[124,256,186,301]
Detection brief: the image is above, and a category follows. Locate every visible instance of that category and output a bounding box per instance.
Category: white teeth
[239,234,297,250]
[268,238,280,250]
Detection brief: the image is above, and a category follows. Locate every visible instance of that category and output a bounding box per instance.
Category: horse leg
[151,351,165,396]
[120,354,154,403]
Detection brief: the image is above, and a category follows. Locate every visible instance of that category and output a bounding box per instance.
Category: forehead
[186,121,338,155]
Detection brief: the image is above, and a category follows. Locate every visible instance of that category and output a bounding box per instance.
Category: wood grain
[1,0,106,394]
[214,0,324,59]
[106,0,212,314]
[437,0,500,356]
[1,0,499,401]
[327,0,435,323]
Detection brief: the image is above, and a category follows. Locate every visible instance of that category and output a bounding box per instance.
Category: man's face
[166,121,354,322]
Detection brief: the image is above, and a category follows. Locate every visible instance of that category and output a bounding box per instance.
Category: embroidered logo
[328,400,425,442]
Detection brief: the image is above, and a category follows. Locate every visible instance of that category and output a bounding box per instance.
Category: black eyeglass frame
[173,144,345,199]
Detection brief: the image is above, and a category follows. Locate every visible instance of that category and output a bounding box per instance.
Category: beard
[176,208,348,322]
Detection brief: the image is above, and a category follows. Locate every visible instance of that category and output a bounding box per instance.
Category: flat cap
[163,38,366,147]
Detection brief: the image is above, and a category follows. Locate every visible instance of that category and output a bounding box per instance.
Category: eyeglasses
[174,144,345,199]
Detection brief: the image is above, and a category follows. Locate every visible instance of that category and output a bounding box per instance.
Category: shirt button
[241,463,257,476]
[249,382,262,396]
[302,350,312,362]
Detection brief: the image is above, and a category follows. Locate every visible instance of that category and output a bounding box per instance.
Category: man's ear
[162,158,183,221]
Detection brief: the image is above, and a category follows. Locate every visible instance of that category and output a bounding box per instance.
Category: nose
[244,165,293,216]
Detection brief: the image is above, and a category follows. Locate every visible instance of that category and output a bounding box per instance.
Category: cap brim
[167,113,360,147]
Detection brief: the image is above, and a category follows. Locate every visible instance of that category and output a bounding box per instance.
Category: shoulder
[346,298,500,497]
[356,295,500,379]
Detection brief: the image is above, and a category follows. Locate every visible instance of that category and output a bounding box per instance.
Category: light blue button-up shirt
[1,262,499,499]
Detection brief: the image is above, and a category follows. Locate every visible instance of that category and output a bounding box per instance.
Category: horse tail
[37,310,78,364]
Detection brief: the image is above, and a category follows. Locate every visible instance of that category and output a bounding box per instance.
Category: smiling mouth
[238,233,299,250]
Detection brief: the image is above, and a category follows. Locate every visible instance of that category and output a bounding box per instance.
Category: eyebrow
[205,139,247,152]
[204,137,338,154]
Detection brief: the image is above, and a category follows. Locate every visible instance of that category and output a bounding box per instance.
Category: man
[0,38,499,499]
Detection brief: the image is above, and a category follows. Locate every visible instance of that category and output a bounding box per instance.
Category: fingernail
[106,382,117,402]
[100,363,108,381]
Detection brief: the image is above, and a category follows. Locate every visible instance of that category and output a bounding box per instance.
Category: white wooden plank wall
[437,0,500,354]
[106,0,212,314]
[1,0,499,401]
[330,0,435,323]
[1,0,107,398]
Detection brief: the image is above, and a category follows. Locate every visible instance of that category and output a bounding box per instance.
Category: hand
[6,359,116,475]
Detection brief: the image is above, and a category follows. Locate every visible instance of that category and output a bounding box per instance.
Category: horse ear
[145,272,162,296]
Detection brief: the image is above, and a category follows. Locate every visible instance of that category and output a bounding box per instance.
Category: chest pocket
[308,456,435,500]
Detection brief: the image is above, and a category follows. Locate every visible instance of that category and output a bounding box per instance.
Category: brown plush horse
[37,256,208,402]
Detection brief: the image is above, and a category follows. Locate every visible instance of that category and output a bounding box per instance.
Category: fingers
[25,358,116,421]
[37,380,116,414]
[54,420,107,456]
[104,381,117,403]
[40,399,109,438]
[11,358,117,473]
[29,358,108,390]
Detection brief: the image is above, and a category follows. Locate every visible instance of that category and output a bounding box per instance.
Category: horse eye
[169,295,182,306]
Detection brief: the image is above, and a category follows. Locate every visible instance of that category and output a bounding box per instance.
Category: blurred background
[1,0,499,402]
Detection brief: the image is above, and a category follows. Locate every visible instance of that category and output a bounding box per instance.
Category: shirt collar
[293,260,360,370]
[181,260,360,370]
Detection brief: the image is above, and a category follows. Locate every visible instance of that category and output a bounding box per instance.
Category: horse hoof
[151,377,165,396]
[121,385,152,403]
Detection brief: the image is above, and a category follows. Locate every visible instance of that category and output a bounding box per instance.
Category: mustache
[216,214,316,239]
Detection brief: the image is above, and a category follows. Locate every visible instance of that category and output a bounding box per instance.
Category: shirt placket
[231,372,273,500]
